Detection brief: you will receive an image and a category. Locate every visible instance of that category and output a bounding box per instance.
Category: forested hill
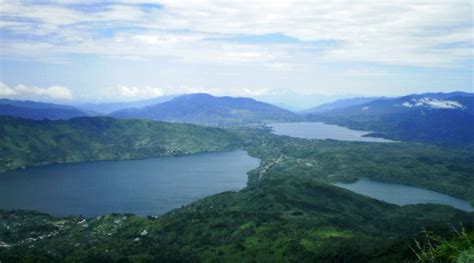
[304,92,474,146]
[110,93,300,126]
[0,116,241,173]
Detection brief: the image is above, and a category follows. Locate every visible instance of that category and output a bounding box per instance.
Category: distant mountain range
[75,95,177,114]
[110,93,300,126]
[305,92,474,146]
[0,99,88,120]
[299,97,385,114]
[2,91,473,145]
[1,94,298,125]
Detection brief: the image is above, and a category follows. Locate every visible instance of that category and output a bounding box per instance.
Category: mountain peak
[111,93,299,126]
[181,93,215,99]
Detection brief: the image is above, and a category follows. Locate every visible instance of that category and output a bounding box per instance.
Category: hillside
[0,116,240,173]
[0,99,88,120]
[305,92,474,146]
[1,129,473,261]
[1,184,472,262]
[110,93,300,126]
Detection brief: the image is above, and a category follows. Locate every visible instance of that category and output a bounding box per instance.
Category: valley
[1,115,474,261]
[1,92,473,262]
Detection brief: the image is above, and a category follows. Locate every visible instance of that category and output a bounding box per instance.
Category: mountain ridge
[305,92,474,146]
[110,93,300,126]
[0,99,88,120]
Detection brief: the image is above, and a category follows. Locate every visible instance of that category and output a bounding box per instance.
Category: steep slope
[306,92,474,146]
[110,93,300,126]
[0,116,240,173]
[0,99,88,120]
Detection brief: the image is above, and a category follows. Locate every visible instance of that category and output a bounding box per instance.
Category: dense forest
[0,116,240,173]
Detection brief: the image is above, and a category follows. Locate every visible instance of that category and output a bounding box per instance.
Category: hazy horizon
[1,0,472,106]
[1,89,473,112]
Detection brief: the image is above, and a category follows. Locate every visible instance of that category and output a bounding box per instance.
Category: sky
[0,0,472,108]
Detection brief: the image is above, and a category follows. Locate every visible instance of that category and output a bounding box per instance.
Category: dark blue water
[0,150,260,217]
[334,179,473,212]
[270,122,394,142]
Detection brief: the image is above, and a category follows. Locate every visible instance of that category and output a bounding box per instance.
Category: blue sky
[0,0,472,107]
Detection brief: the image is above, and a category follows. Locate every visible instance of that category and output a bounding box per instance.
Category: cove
[0,150,260,217]
[269,122,394,142]
[334,179,473,212]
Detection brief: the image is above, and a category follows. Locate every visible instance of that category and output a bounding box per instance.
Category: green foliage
[0,116,241,173]
[1,121,473,262]
[0,178,472,262]
[241,128,474,205]
[411,227,474,262]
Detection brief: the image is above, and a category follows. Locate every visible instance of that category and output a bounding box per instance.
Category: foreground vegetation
[411,227,474,262]
[0,117,473,262]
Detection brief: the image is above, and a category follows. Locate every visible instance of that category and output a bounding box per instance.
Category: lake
[269,122,394,142]
[334,179,473,212]
[0,150,260,217]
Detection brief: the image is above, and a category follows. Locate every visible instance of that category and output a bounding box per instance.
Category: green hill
[111,93,300,126]
[0,116,240,173]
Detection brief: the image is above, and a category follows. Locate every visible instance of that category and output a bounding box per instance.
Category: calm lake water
[0,150,260,217]
[270,122,394,142]
[334,179,473,212]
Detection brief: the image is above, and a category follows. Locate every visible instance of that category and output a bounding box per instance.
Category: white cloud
[0,0,471,67]
[266,62,295,72]
[0,82,73,100]
[0,0,472,102]
[0,82,17,96]
[116,85,164,99]
[99,84,272,100]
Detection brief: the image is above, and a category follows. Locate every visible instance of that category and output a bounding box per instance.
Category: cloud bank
[0,0,472,102]
[1,0,472,67]
[0,82,73,100]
